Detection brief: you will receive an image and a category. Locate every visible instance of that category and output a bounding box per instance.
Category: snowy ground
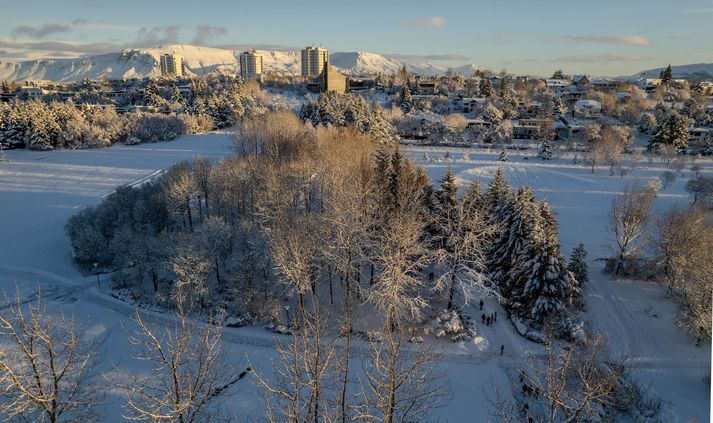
[405,145,712,422]
[0,136,710,422]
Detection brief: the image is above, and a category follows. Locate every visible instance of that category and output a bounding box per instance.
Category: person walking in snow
[479,299,484,310]
[494,311,497,322]
[486,316,491,326]
[500,344,504,356]
[481,313,486,324]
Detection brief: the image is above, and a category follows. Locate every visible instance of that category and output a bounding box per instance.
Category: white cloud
[401,16,447,27]
[561,35,651,46]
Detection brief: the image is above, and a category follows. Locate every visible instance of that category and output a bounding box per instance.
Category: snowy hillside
[631,63,713,79]
[0,50,159,82]
[0,44,484,81]
[330,51,403,75]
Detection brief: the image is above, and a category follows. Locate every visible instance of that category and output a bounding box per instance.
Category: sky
[0,0,711,76]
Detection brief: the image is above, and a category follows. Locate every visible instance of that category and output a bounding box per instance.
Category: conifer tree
[660,64,673,86]
[567,243,589,285]
[509,201,571,322]
[649,112,689,152]
[485,167,509,215]
[551,69,565,79]
[401,83,413,113]
[538,139,553,160]
[499,148,508,162]
[479,78,494,98]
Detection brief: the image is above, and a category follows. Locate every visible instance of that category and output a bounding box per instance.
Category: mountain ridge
[0,44,483,82]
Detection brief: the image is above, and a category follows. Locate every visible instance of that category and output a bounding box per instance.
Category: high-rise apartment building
[301,46,329,77]
[239,50,264,80]
[160,53,184,77]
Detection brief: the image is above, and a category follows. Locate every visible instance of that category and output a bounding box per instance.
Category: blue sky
[0,0,711,76]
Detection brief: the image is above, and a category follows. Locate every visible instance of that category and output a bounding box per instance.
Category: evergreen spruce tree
[431,166,458,252]
[436,166,458,211]
[567,243,589,285]
[485,167,510,217]
[538,139,553,160]
[461,181,485,221]
[660,65,673,86]
[649,112,690,152]
[479,78,494,98]
[401,83,413,113]
[509,201,571,323]
[487,187,538,296]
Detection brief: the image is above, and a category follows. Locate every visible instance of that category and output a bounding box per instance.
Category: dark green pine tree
[479,78,494,98]
[538,139,553,160]
[567,243,589,285]
[436,166,458,211]
[551,69,565,79]
[431,166,459,256]
[660,64,673,86]
[486,167,510,216]
[649,112,690,152]
[509,201,571,323]
[401,83,413,112]
[490,187,538,295]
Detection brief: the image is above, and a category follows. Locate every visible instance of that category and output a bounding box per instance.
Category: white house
[573,99,602,119]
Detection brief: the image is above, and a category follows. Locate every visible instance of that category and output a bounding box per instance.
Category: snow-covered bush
[430,309,476,342]
[125,112,187,143]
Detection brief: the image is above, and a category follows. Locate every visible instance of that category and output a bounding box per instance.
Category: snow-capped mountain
[0,44,483,82]
[630,63,713,80]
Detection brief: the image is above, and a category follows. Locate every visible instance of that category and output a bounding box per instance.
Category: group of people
[478,299,505,356]
[479,299,498,326]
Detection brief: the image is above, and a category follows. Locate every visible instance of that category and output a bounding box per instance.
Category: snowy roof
[574,99,602,109]
[546,78,571,86]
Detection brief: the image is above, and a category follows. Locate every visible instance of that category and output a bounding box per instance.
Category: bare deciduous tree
[0,291,104,422]
[609,181,656,275]
[493,331,643,423]
[656,204,713,341]
[120,310,245,422]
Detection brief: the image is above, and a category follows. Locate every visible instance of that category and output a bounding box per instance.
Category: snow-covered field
[0,136,710,422]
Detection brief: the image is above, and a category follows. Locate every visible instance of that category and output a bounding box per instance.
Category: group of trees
[0,291,247,422]
[299,92,393,143]
[0,75,267,150]
[605,179,713,341]
[493,330,664,423]
[654,201,713,341]
[65,108,581,421]
[485,169,583,339]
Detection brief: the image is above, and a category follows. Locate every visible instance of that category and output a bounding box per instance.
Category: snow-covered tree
[479,78,494,98]
[401,83,413,112]
[538,139,553,160]
[638,113,657,134]
[509,201,572,323]
[567,243,589,285]
[649,112,689,152]
[660,64,673,86]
